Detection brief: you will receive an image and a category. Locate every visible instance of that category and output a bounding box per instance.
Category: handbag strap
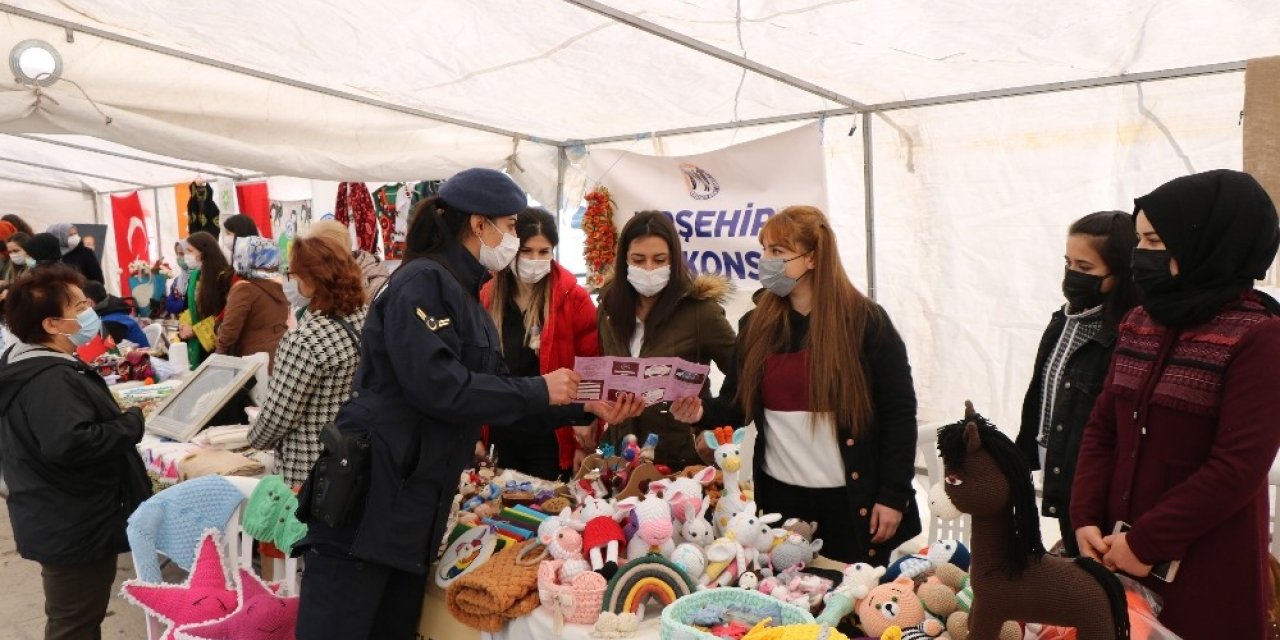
[330,315,360,350]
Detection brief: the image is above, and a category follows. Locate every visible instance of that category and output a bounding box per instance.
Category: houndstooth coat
[248,307,366,486]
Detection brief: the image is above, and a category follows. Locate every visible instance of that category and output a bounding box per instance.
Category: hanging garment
[187,182,221,237]
[372,183,412,261]
[335,182,377,254]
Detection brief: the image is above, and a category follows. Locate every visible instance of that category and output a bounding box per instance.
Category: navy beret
[439,168,527,218]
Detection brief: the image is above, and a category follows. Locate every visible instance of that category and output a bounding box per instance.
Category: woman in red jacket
[480,207,641,480]
[1071,170,1280,639]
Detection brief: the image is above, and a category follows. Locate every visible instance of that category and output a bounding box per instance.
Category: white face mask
[9,251,28,266]
[478,220,520,271]
[183,254,200,270]
[282,279,310,309]
[514,258,552,284]
[627,264,671,298]
[66,234,81,248]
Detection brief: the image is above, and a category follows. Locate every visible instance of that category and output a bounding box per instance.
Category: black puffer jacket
[0,343,150,564]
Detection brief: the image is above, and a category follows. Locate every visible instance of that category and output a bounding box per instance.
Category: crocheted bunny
[541,508,590,583]
[817,563,885,626]
[650,466,716,525]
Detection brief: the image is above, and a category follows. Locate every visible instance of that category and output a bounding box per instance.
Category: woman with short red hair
[248,235,368,487]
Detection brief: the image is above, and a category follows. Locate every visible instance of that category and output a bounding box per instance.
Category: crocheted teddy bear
[855,577,942,638]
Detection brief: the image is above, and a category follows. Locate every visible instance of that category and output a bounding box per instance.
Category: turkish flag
[236,182,273,239]
[110,193,151,295]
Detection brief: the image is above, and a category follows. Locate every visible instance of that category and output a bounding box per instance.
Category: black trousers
[490,428,562,481]
[755,471,863,564]
[297,548,428,640]
[40,555,117,640]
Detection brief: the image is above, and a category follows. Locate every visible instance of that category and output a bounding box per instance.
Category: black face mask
[1131,248,1178,300]
[1062,268,1108,312]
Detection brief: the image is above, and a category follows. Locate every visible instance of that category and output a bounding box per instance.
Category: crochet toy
[580,496,627,579]
[174,568,299,640]
[121,531,240,640]
[126,475,246,583]
[882,540,972,585]
[817,563,885,626]
[854,576,941,638]
[541,508,591,583]
[934,402,1129,640]
[703,502,780,588]
[650,465,716,524]
[537,559,608,627]
[671,497,715,579]
[464,482,501,511]
[705,426,752,535]
[769,533,825,574]
[740,618,852,640]
[241,475,306,555]
[782,518,819,542]
[618,493,675,560]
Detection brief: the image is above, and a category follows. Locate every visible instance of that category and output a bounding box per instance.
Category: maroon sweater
[1071,293,1280,638]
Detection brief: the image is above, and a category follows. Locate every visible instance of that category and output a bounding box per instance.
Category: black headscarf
[1134,169,1280,327]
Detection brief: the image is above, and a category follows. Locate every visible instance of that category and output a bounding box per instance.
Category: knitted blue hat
[439,168,526,217]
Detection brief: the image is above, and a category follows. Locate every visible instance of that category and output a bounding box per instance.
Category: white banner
[585,123,828,321]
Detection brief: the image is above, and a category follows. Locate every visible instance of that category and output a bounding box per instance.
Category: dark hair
[83,281,108,305]
[222,214,260,238]
[600,211,691,346]
[185,231,232,318]
[403,196,473,263]
[3,214,33,236]
[290,235,366,316]
[486,207,559,346]
[7,232,30,248]
[5,264,85,344]
[1068,211,1139,326]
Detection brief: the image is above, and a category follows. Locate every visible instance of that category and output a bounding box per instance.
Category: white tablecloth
[482,607,662,640]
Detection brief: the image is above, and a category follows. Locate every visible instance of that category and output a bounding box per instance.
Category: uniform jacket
[0,343,150,564]
[1071,295,1280,638]
[1015,308,1117,520]
[597,274,736,469]
[704,303,921,563]
[248,307,367,486]
[297,243,550,574]
[216,277,289,369]
[480,261,601,470]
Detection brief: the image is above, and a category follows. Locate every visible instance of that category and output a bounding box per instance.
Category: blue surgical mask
[59,307,101,347]
[282,279,310,309]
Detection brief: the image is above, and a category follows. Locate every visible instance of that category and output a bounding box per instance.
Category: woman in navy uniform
[295,169,639,639]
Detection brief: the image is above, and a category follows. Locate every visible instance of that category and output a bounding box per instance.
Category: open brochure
[572,356,711,406]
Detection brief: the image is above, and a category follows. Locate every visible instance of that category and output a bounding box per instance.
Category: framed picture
[145,354,262,442]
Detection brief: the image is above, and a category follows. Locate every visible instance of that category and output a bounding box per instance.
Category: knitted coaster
[601,554,697,615]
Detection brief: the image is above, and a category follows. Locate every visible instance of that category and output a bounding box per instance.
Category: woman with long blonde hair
[674,205,920,563]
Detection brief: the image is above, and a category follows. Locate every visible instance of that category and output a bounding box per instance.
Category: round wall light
[9,39,62,86]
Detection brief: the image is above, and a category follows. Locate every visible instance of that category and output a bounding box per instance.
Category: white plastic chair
[134,476,302,640]
[916,423,972,546]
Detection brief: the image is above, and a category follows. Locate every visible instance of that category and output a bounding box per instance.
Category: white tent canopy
[0,0,1276,426]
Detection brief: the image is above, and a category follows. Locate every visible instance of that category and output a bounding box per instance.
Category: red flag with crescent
[110,192,151,295]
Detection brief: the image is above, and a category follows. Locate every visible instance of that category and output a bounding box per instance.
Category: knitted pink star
[122,531,238,640]
[175,568,299,640]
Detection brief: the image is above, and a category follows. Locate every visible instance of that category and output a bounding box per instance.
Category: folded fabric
[192,425,251,450]
[177,449,265,481]
[127,475,246,583]
[445,540,542,631]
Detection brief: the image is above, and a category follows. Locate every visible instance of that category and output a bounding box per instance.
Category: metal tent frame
[0,2,1254,297]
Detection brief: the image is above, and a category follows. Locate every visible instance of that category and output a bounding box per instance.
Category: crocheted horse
[932,402,1130,640]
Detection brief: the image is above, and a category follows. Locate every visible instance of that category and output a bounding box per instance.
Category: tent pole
[0,3,544,144]
[0,155,147,187]
[560,0,866,109]
[569,60,1245,146]
[92,193,100,224]
[554,146,567,263]
[5,134,247,179]
[862,112,876,302]
[152,188,162,262]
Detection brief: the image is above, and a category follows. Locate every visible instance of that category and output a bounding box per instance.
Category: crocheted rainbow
[602,554,697,614]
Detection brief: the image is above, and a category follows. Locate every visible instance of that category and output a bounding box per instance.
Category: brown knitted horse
[933,402,1129,640]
